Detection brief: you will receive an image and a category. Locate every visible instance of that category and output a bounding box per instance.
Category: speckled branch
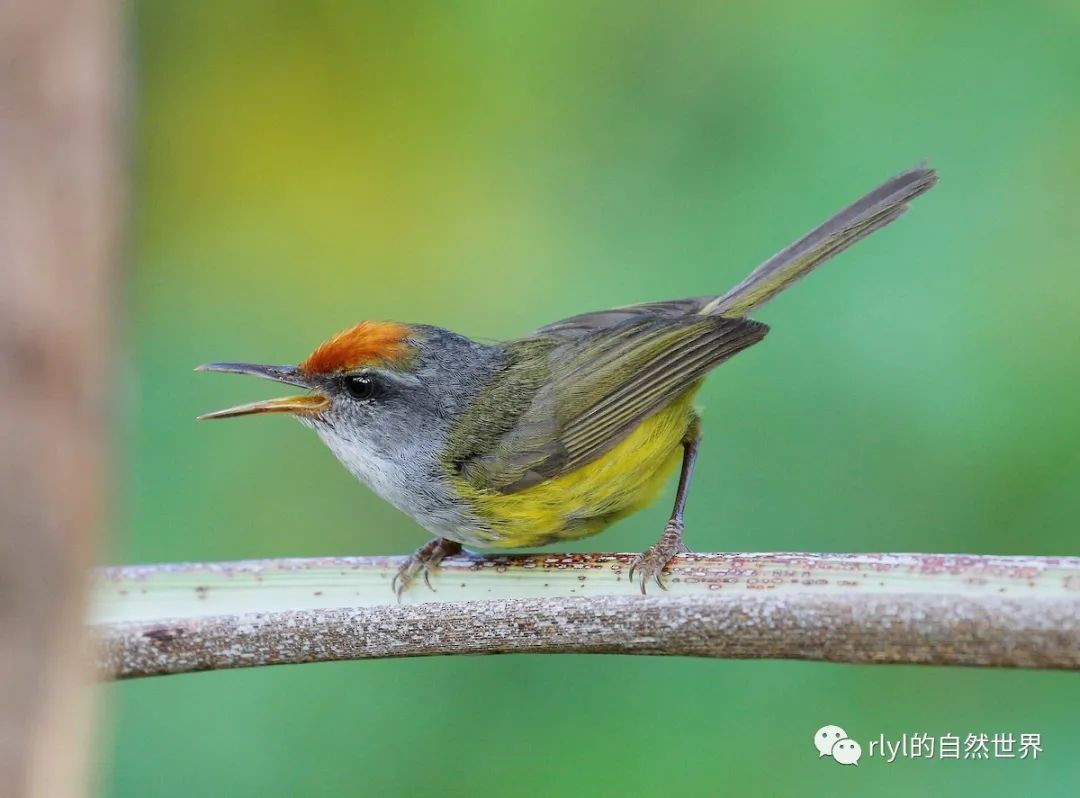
[91,552,1080,679]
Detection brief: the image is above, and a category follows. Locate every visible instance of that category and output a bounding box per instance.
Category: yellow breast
[455,388,698,548]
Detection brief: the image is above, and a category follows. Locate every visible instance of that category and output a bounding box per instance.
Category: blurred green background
[103,1,1079,795]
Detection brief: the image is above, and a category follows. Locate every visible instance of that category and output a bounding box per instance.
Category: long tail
[702,164,938,317]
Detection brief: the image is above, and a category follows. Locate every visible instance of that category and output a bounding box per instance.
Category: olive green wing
[451,312,768,493]
[449,165,936,492]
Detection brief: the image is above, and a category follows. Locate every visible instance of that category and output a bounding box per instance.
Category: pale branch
[91,552,1080,678]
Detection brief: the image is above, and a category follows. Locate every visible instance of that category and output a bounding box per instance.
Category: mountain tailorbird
[198,164,937,594]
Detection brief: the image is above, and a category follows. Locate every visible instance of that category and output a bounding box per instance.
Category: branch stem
[91,552,1080,679]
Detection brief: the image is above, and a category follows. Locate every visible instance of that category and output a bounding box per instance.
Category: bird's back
[440,164,938,546]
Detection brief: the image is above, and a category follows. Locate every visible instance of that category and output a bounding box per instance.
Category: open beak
[195,362,329,420]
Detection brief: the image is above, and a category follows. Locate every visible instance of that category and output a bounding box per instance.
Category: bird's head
[197,321,442,446]
[198,318,505,508]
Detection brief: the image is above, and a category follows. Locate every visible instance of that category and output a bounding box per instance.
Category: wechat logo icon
[815,725,862,766]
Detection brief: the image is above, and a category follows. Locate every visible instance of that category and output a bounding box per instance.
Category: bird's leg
[392,537,463,598]
[628,418,701,594]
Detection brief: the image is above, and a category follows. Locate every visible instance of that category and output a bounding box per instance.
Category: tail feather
[702,164,938,317]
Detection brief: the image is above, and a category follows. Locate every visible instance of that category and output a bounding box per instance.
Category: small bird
[198,165,937,595]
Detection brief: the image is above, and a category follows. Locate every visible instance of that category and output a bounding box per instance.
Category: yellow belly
[457,388,698,548]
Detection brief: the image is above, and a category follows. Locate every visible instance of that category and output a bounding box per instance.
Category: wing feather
[455,313,768,493]
[453,164,937,493]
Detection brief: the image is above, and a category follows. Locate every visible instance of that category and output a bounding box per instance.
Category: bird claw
[393,538,462,600]
[628,520,687,594]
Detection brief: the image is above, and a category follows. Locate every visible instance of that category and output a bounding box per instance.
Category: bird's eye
[344,375,378,402]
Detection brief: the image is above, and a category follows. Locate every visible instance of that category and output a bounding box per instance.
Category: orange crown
[299,321,414,375]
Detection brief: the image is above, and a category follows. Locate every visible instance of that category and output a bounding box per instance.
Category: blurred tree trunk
[0,1,121,795]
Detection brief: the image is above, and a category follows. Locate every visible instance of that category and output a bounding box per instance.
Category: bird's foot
[628,519,687,594]
[392,538,463,599]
